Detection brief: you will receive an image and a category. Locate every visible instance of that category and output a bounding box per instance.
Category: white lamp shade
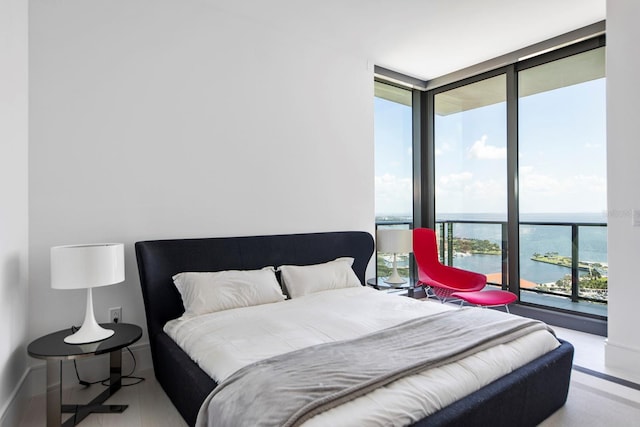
[51,243,125,290]
[376,229,413,254]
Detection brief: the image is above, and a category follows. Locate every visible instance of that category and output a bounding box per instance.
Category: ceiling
[215,0,606,81]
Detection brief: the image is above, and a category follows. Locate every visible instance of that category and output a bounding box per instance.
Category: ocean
[436,212,607,284]
[378,212,608,285]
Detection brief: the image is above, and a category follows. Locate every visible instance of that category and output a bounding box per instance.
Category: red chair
[413,228,486,302]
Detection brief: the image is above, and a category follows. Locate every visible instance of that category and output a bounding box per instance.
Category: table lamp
[51,243,125,344]
[376,229,413,284]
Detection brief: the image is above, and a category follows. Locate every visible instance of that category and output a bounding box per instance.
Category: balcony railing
[375,219,608,310]
[435,220,608,305]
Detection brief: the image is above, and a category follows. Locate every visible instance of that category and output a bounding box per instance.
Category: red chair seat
[451,290,517,307]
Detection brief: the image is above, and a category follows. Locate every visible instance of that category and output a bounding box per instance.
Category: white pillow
[172,267,286,317]
[278,257,362,298]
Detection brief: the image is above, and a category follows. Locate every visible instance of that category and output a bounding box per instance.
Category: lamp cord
[72,346,145,387]
[70,325,146,387]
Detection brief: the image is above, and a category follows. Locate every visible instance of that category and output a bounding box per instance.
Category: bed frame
[135,231,574,427]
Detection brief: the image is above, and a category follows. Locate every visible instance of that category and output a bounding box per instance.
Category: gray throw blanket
[201,307,553,427]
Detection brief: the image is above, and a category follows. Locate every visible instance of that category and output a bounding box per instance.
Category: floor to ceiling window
[517,46,607,317]
[374,81,413,283]
[374,31,606,318]
[433,74,507,283]
[425,37,606,318]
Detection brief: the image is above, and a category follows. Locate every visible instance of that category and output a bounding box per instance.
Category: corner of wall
[604,339,640,383]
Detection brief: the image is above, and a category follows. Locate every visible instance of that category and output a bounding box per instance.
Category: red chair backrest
[413,228,442,274]
[412,228,486,292]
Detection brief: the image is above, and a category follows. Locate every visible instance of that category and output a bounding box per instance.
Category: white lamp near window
[51,243,125,344]
[376,229,413,284]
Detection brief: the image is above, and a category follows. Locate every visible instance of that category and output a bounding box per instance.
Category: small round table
[366,277,427,298]
[367,277,413,290]
[28,323,142,427]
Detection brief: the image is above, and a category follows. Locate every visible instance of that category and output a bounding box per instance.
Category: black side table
[367,277,412,290]
[28,323,142,427]
[366,277,427,298]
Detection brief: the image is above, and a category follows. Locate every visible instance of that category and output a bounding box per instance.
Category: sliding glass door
[426,42,606,317]
[517,47,607,316]
[433,74,508,284]
[374,81,413,283]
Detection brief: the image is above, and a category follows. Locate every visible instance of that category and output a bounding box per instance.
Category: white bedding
[164,286,560,426]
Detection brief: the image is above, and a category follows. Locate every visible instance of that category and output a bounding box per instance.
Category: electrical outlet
[109,307,122,324]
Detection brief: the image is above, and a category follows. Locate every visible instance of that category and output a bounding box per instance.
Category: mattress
[164,286,560,426]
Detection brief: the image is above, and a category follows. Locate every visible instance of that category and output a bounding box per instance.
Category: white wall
[0,0,29,422]
[605,0,640,380]
[28,0,374,343]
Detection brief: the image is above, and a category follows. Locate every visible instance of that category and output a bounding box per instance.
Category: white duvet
[164,286,560,426]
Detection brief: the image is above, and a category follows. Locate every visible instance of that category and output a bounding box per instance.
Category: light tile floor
[541,326,640,426]
[18,326,640,426]
[554,325,640,384]
[18,368,188,427]
[554,326,608,371]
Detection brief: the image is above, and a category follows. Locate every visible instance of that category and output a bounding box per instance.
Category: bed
[135,231,574,427]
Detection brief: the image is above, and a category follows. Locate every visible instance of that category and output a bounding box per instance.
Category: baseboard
[0,341,151,427]
[0,368,31,427]
[604,339,640,383]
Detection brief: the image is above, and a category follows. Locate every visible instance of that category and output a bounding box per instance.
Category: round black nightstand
[28,323,142,427]
[366,277,427,298]
[366,277,412,290]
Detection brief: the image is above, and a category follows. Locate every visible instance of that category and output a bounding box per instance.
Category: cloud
[375,173,412,215]
[519,168,605,195]
[520,165,534,174]
[438,171,473,188]
[518,166,606,212]
[435,173,506,212]
[467,135,506,160]
[520,170,561,193]
[572,174,606,193]
[584,142,602,149]
[435,142,452,157]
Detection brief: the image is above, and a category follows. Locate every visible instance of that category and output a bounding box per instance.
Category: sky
[374,97,413,217]
[374,77,607,220]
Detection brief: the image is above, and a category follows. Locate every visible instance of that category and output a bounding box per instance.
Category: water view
[377,212,608,304]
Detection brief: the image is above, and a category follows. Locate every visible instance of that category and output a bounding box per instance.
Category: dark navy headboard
[135,231,374,342]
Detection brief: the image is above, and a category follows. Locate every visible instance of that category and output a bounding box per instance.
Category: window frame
[375,33,607,331]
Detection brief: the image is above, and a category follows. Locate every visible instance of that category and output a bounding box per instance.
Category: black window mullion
[412,89,426,229]
[424,90,435,230]
[506,64,520,298]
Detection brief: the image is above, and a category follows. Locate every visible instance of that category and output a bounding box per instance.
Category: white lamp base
[384,269,407,284]
[64,288,114,344]
[383,253,407,284]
